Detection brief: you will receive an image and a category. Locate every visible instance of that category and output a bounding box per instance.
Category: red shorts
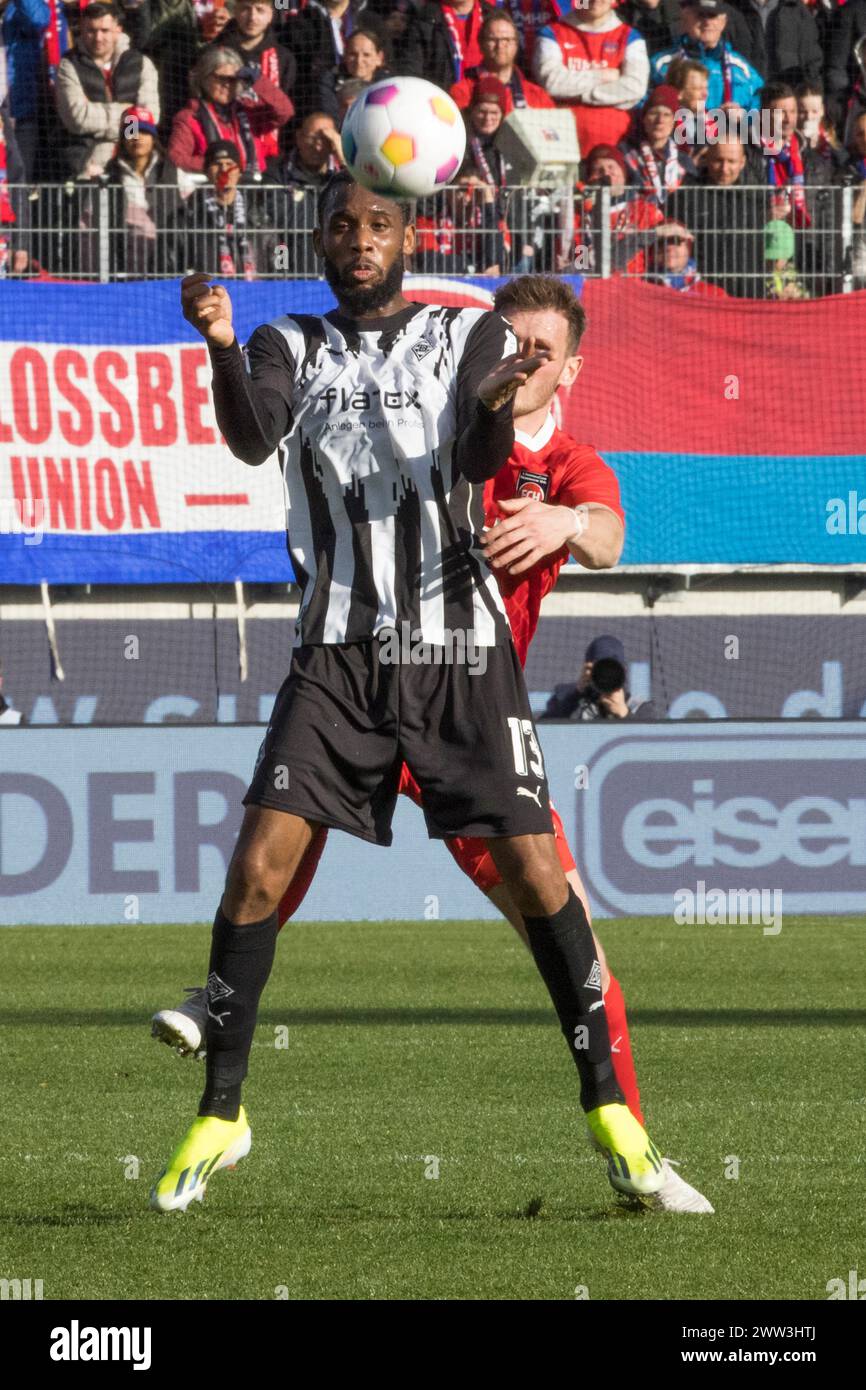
[397,763,576,895]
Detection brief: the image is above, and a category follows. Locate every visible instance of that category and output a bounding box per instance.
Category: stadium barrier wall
[2,722,862,925]
[1,278,865,581]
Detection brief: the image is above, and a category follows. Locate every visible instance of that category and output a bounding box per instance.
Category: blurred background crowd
[3,0,866,294]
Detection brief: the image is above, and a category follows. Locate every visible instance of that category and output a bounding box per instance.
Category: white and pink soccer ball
[341,76,467,199]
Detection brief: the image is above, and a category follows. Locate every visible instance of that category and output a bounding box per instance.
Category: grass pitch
[2,916,863,1301]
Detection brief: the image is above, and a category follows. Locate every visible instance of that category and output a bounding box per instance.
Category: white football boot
[653,1158,714,1213]
[151,986,208,1058]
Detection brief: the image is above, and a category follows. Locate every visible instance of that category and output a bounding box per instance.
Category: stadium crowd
[2,0,866,293]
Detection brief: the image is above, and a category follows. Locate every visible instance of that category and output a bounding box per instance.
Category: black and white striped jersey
[209,302,518,647]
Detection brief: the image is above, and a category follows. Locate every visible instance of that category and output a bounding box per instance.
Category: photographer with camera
[540,634,655,721]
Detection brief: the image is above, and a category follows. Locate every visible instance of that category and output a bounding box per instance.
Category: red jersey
[450,66,555,114]
[484,413,624,665]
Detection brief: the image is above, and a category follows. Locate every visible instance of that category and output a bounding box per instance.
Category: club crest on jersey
[516,468,550,503]
[411,338,434,362]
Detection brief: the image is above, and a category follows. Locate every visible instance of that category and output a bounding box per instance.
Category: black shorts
[243,637,553,846]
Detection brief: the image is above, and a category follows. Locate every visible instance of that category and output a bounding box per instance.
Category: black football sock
[523,887,625,1114]
[198,904,279,1122]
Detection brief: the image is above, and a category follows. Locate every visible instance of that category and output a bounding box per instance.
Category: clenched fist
[181,272,235,349]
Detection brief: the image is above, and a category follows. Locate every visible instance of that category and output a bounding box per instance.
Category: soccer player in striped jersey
[152,272,711,1215]
[149,181,666,1213]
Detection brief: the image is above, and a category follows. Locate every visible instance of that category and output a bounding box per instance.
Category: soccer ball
[341,76,467,199]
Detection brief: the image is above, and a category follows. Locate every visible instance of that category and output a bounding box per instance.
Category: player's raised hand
[477,336,551,413]
[181,272,235,349]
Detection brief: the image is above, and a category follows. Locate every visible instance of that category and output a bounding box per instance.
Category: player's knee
[224,847,284,920]
[497,837,568,917]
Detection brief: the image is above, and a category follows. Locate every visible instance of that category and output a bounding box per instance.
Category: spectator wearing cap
[651,0,762,112]
[171,136,278,277]
[286,0,379,118]
[763,214,808,297]
[644,216,728,291]
[100,105,174,275]
[573,140,664,272]
[168,44,292,176]
[450,12,555,114]
[723,0,822,92]
[533,0,649,156]
[667,138,768,295]
[620,83,696,205]
[55,1,160,178]
[618,0,680,59]
[399,0,497,96]
[0,0,51,182]
[540,636,656,721]
[454,75,512,273]
[317,26,390,122]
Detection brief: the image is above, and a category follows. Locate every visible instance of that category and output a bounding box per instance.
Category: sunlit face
[470,100,503,138]
[296,114,337,168]
[314,182,416,316]
[205,66,243,102]
[81,15,121,61]
[643,103,676,144]
[798,93,823,139]
[658,232,692,273]
[582,0,615,21]
[236,1,272,39]
[768,96,798,144]
[481,20,519,71]
[589,154,625,191]
[681,70,709,111]
[505,308,582,418]
[122,128,155,160]
[344,33,384,81]
[682,9,727,48]
[705,140,745,185]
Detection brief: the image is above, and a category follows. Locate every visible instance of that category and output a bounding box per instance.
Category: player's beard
[324,253,405,317]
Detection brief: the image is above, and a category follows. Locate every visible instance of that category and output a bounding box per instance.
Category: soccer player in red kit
[152,274,712,1214]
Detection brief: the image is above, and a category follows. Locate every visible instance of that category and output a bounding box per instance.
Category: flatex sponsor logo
[49,1320,152,1370]
[578,733,866,915]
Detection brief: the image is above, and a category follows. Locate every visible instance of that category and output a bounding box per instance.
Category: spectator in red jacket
[168,44,293,176]
[533,0,649,156]
[400,0,497,93]
[450,11,555,114]
[573,141,663,273]
[620,83,696,208]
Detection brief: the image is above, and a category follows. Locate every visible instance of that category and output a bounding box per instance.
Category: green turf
[1,916,863,1301]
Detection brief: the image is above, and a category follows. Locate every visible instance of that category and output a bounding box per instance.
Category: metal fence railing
[1,181,861,297]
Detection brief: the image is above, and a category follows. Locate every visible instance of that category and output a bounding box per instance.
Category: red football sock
[603,973,644,1127]
[276,826,329,930]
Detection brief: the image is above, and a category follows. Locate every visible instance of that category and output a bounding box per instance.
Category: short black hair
[316,170,413,230]
[81,2,120,21]
[759,81,796,109]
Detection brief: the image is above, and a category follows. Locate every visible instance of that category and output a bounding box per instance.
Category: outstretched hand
[482,496,581,575]
[181,272,235,349]
[477,336,551,413]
